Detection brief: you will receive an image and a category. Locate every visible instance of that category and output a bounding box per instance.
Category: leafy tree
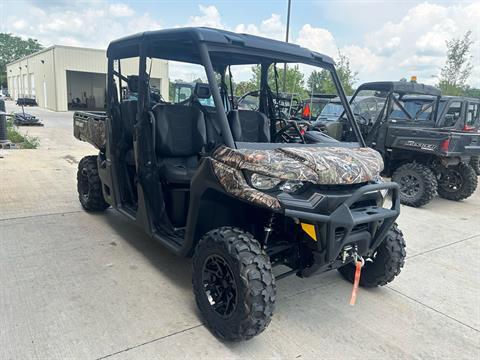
[278,64,306,97]
[464,87,480,99]
[306,51,358,95]
[438,31,474,96]
[242,64,306,97]
[0,33,43,87]
[336,52,358,95]
[306,70,328,94]
[234,80,256,96]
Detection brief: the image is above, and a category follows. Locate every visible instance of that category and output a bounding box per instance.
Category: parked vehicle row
[72,26,478,344]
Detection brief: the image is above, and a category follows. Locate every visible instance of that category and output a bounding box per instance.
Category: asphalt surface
[1,103,479,359]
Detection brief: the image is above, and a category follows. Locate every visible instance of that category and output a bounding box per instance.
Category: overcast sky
[1,0,479,87]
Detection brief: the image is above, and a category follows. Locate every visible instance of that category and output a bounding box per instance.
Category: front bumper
[281,182,400,276]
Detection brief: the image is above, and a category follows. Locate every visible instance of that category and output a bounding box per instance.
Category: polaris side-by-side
[74,28,406,341]
[322,81,479,207]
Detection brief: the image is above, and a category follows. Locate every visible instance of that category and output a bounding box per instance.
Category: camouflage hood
[213,145,383,185]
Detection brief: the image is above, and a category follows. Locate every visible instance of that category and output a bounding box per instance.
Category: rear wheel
[338,224,406,287]
[392,162,437,207]
[77,155,109,211]
[437,162,478,201]
[192,227,276,341]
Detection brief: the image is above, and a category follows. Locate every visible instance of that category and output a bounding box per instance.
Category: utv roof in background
[357,81,441,97]
[107,27,334,67]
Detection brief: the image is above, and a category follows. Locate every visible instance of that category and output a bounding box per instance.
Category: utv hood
[212,145,383,185]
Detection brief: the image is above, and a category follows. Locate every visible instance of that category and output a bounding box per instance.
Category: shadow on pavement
[100,209,193,291]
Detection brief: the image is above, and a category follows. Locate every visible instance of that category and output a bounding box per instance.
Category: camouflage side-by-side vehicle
[74,28,406,341]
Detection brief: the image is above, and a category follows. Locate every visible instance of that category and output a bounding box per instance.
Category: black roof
[107,27,334,67]
[356,81,441,97]
[401,95,480,102]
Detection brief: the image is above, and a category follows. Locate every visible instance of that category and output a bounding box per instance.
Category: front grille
[335,223,370,240]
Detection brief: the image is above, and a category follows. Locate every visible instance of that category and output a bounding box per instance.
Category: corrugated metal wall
[6,47,57,110]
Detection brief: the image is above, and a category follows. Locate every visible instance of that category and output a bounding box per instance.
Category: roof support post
[198,42,235,148]
[328,64,366,147]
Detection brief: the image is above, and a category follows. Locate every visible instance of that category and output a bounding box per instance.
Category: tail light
[440,139,450,152]
[302,103,311,118]
[463,125,475,132]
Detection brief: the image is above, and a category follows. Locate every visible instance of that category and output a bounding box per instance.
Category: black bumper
[282,182,400,276]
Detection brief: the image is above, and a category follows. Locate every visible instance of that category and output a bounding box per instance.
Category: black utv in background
[73,28,406,341]
[433,95,480,174]
[344,81,480,207]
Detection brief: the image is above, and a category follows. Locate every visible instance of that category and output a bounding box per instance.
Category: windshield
[320,102,344,118]
[393,98,437,121]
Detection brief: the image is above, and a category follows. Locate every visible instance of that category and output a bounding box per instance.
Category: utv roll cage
[350,82,442,139]
[106,27,365,147]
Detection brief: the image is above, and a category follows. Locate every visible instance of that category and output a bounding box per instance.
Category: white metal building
[6,45,169,111]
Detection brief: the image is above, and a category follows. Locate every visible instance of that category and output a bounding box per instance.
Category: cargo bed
[73,111,107,150]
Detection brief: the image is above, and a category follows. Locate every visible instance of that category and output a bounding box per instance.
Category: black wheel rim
[202,254,237,318]
[440,169,463,192]
[399,173,421,198]
[80,168,90,201]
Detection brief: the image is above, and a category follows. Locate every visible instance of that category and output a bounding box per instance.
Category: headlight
[250,173,282,190]
[248,173,305,193]
[279,180,304,193]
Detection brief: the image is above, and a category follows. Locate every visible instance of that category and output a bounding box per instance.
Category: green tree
[336,52,358,95]
[0,33,43,87]
[245,64,306,97]
[464,87,480,99]
[438,31,474,96]
[306,51,358,95]
[278,64,306,97]
[234,80,256,96]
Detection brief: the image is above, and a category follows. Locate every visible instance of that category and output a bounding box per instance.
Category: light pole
[282,0,292,93]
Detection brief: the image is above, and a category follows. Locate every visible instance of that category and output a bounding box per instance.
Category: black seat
[154,104,206,183]
[191,83,223,148]
[228,110,270,142]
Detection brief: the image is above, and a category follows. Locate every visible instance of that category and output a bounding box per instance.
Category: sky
[0,0,479,87]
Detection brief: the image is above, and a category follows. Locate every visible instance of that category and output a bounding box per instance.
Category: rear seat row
[120,100,271,183]
[120,99,271,145]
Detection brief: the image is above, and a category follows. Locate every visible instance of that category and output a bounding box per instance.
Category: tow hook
[341,245,365,267]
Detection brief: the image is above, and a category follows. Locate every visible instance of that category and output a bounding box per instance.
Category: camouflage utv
[74,28,406,341]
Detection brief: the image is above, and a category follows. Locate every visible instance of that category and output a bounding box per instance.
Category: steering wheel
[274,120,307,143]
[354,112,370,125]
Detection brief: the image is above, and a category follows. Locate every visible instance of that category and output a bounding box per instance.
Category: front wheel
[338,224,406,287]
[437,162,478,201]
[392,162,437,207]
[192,227,276,341]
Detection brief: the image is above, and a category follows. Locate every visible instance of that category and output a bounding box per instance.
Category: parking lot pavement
[1,103,479,359]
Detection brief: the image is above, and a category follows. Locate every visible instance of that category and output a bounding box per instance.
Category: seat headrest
[127,76,139,93]
[194,83,211,99]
